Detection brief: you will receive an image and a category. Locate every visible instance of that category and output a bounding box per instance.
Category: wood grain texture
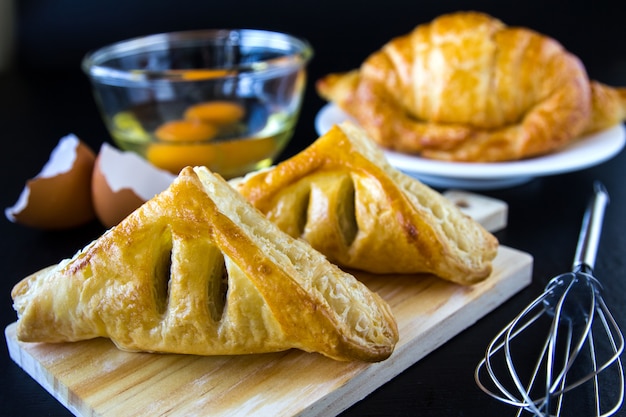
[5,245,532,417]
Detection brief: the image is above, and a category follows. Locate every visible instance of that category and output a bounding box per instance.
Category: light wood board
[6,245,532,417]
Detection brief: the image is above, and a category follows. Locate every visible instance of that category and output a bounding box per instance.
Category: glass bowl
[82,29,313,178]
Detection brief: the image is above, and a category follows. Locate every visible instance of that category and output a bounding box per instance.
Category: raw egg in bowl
[82,29,313,179]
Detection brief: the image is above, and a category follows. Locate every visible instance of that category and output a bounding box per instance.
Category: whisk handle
[572,181,609,273]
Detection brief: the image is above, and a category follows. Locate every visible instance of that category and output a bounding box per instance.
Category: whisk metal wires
[475,182,624,416]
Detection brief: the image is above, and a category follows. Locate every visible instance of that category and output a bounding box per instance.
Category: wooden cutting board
[6,244,532,417]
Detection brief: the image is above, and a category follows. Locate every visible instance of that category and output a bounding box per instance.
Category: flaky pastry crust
[234,122,498,285]
[317,11,626,162]
[12,167,398,362]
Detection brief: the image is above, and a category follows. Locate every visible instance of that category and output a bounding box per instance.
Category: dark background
[14,0,626,79]
[2,1,626,416]
[8,0,626,163]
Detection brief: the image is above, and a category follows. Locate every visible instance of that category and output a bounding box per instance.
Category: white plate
[315,103,626,190]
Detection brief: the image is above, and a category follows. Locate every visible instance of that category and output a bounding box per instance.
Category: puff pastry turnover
[317,11,626,162]
[12,166,398,362]
[233,122,498,285]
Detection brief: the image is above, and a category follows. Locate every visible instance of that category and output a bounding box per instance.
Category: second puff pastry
[317,11,626,162]
[233,122,499,285]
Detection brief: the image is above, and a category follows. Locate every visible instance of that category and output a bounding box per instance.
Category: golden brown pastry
[233,122,498,285]
[584,81,626,134]
[317,11,626,162]
[12,166,398,362]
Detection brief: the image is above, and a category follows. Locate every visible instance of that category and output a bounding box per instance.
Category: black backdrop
[11,0,626,166]
[3,2,626,416]
[16,0,626,81]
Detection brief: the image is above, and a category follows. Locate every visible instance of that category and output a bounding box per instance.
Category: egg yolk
[148,101,269,176]
[213,136,277,170]
[147,143,216,174]
[171,69,234,80]
[146,136,277,177]
[184,101,245,125]
[155,119,218,142]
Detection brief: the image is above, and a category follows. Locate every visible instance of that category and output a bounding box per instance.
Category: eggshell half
[5,134,97,230]
[92,143,176,228]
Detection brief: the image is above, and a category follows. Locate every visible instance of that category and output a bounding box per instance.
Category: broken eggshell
[5,134,97,230]
[91,143,176,228]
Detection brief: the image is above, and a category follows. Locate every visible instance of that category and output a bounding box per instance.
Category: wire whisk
[475,182,624,416]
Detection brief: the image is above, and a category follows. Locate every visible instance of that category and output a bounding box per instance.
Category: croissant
[11,166,398,362]
[316,11,626,162]
[233,122,498,285]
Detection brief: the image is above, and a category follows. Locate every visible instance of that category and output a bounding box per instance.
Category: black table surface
[2,2,626,416]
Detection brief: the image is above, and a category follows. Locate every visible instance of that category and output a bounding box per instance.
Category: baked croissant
[316,11,626,162]
[233,122,498,285]
[11,166,398,362]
